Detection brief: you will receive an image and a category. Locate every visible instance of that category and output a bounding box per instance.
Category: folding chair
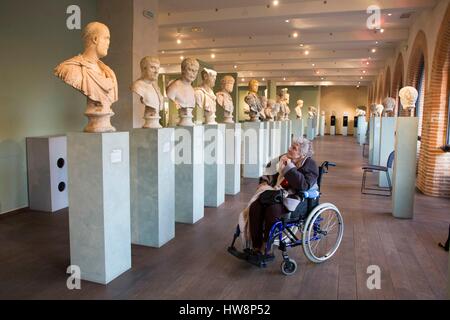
[361,151,395,196]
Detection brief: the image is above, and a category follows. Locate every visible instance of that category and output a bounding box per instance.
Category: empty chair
[361,151,395,196]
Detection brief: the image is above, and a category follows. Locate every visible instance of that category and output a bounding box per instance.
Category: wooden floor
[1,135,449,300]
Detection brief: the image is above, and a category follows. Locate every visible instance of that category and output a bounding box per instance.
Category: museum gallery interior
[0,0,449,300]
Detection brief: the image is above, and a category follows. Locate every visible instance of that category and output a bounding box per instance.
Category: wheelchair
[228,161,344,276]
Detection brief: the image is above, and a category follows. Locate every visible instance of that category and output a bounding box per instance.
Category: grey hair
[291,137,313,158]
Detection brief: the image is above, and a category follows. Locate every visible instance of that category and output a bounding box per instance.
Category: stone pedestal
[280,121,290,154]
[225,123,241,195]
[242,122,265,178]
[270,121,282,159]
[174,126,205,224]
[392,117,419,219]
[307,118,315,140]
[369,117,381,165]
[342,127,348,136]
[330,126,336,136]
[262,122,271,164]
[287,120,292,147]
[204,124,226,207]
[130,128,175,248]
[67,132,131,285]
[378,118,396,187]
[319,116,325,136]
[292,119,304,139]
[357,116,367,145]
[26,135,68,213]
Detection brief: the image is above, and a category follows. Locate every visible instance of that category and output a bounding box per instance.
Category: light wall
[0,0,97,214]
[320,86,368,135]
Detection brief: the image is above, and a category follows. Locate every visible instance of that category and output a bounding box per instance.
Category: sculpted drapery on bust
[195,68,218,125]
[54,22,118,133]
[131,56,164,129]
[166,58,200,127]
[244,80,263,122]
[216,75,235,123]
[295,100,304,119]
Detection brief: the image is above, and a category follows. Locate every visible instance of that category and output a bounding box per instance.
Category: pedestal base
[292,119,304,139]
[357,116,367,145]
[307,119,315,140]
[225,123,241,195]
[178,108,195,127]
[242,122,265,178]
[204,124,225,207]
[280,121,289,154]
[174,126,205,224]
[319,116,325,136]
[342,127,348,136]
[392,117,418,219]
[330,126,336,136]
[263,122,271,164]
[130,128,175,248]
[68,132,131,285]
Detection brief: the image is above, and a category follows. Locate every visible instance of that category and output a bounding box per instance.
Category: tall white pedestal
[174,126,205,224]
[330,126,336,136]
[204,124,226,207]
[242,122,265,178]
[392,117,419,219]
[342,127,348,136]
[270,121,281,160]
[67,132,131,285]
[287,120,292,146]
[280,121,290,154]
[307,118,315,140]
[262,122,271,164]
[313,116,319,136]
[357,116,367,145]
[225,123,241,195]
[319,116,325,136]
[353,117,358,138]
[378,118,396,188]
[26,135,68,212]
[292,119,304,139]
[130,128,175,248]
[369,117,382,165]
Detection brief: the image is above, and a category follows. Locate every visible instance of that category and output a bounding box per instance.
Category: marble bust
[54,22,118,133]
[399,86,418,114]
[281,88,291,120]
[166,58,200,126]
[356,108,366,117]
[308,106,317,119]
[295,100,303,119]
[383,97,396,116]
[195,68,217,125]
[260,96,268,121]
[265,99,276,121]
[244,80,263,122]
[131,56,164,129]
[370,103,378,116]
[375,104,384,117]
[216,75,235,123]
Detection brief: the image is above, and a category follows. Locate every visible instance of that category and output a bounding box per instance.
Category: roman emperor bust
[295,100,303,119]
[166,58,200,126]
[244,79,263,122]
[399,86,418,115]
[195,68,218,125]
[54,22,118,133]
[131,56,164,129]
[216,75,235,123]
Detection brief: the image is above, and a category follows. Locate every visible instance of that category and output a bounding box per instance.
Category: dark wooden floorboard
[0,135,449,300]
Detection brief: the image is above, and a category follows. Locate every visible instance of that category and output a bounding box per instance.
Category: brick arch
[376,73,383,104]
[391,53,404,115]
[383,66,392,99]
[417,4,450,197]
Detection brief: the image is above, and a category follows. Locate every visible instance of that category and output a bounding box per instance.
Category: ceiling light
[177,39,182,44]
[273,0,279,6]
[283,77,286,81]
[380,29,385,33]
[375,41,379,44]
[211,53,216,59]
[292,32,299,38]
[321,77,324,80]
[371,48,377,53]
[388,13,392,16]
[242,78,245,82]
[300,43,304,47]
[360,76,364,80]
[312,63,315,67]
[363,70,367,74]
[180,56,184,60]
[304,50,310,55]
[262,78,265,81]
[366,61,370,65]
[285,19,290,23]
[234,65,237,69]
[161,51,165,54]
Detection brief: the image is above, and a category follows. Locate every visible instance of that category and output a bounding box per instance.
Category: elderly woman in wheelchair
[228,137,344,275]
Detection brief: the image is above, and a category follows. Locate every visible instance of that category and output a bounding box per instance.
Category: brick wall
[391,53,405,115]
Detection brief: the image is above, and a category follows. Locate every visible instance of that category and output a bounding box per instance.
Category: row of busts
[364,86,419,118]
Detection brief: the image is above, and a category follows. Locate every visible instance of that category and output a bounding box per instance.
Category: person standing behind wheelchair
[249,137,319,255]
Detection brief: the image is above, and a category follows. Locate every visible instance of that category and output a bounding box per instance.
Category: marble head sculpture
[355,108,366,117]
[54,22,118,133]
[131,56,164,129]
[375,104,384,117]
[260,96,268,121]
[295,100,303,119]
[216,75,235,123]
[265,99,277,121]
[370,103,378,116]
[383,97,396,115]
[166,57,200,126]
[277,88,290,120]
[195,68,218,124]
[244,79,263,122]
[399,86,418,113]
[308,106,317,119]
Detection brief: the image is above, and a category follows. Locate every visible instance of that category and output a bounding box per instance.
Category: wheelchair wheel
[302,203,344,263]
[281,259,297,276]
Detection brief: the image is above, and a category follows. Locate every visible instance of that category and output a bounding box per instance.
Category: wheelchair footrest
[228,247,275,268]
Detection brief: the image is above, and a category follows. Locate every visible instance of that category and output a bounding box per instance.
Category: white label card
[111,149,122,164]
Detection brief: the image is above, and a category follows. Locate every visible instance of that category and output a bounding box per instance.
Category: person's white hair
[291,137,313,158]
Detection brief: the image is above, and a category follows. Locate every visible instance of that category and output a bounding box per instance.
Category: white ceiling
[158,0,437,86]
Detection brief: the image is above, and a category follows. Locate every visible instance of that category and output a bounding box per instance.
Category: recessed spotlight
[161,51,165,54]
[388,13,392,16]
[283,77,286,81]
[242,78,245,82]
[300,43,304,47]
[262,78,265,81]
[315,70,320,75]
[312,63,315,67]
[371,48,377,53]
[234,65,237,69]
[180,56,184,60]
[304,50,310,55]
[380,29,385,33]
[360,76,364,80]
[366,61,370,65]
[285,19,290,23]
[273,0,279,6]
[292,32,299,38]
[321,77,324,80]
[177,39,182,44]
[362,70,367,74]
[375,41,379,45]
[211,53,216,59]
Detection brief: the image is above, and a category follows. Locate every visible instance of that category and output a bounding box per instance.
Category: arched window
[415,56,425,129]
